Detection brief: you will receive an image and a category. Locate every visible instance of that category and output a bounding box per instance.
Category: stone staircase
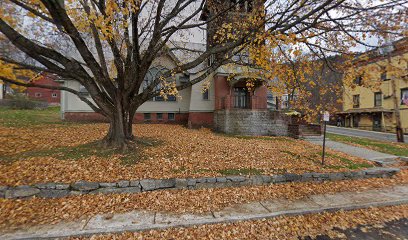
[300,124,322,137]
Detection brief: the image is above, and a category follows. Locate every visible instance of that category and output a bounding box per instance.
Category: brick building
[27,73,61,105]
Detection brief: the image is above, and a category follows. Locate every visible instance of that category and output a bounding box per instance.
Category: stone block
[0,186,8,191]
[117,181,130,188]
[35,183,56,189]
[175,179,188,189]
[298,173,313,182]
[343,172,353,178]
[284,173,301,182]
[55,184,70,190]
[195,178,207,183]
[216,177,227,183]
[350,171,365,179]
[272,174,286,183]
[363,167,400,176]
[139,179,156,191]
[186,178,196,186]
[261,175,272,184]
[100,182,118,188]
[206,177,217,183]
[226,176,246,182]
[329,172,345,181]
[312,173,329,180]
[156,179,176,189]
[71,181,99,191]
[196,182,216,189]
[130,180,140,187]
[37,189,70,198]
[5,186,40,199]
[249,175,264,185]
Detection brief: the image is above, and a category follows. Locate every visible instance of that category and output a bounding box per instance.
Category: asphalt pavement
[327,126,407,143]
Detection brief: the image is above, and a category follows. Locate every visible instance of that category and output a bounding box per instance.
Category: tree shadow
[0,137,164,165]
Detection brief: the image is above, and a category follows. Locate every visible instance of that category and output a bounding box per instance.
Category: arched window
[142,66,176,101]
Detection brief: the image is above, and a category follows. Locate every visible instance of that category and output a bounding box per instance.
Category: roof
[337,108,394,114]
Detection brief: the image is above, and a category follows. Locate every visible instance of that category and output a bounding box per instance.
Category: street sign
[323,111,330,122]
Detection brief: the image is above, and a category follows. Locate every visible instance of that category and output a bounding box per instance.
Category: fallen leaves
[72,205,408,240]
[0,124,374,186]
[0,170,406,230]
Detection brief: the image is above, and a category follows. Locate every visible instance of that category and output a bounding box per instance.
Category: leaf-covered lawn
[327,133,408,157]
[0,109,374,186]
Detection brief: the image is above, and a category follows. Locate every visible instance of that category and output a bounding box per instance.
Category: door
[373,114,382,131]
[352,115,360,128]
[233,87,249,108]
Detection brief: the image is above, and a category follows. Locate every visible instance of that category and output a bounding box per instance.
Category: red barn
[26,73,61,105]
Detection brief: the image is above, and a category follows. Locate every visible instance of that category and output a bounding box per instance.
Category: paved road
[327,126,407,143]
[305,137,398,163]
[304,218,408,240]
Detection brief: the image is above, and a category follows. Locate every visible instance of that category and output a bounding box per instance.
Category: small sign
[323,111,330,122]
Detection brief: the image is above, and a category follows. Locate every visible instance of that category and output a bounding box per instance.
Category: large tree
[0,0,406,148]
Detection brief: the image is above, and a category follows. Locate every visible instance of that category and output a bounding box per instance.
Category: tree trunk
[102,101,136,150]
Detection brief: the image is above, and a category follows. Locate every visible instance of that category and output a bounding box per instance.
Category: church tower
[200,0,263,63]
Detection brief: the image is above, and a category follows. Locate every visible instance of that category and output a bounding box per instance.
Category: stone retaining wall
[0,168,400,199]
[214,109,288,136]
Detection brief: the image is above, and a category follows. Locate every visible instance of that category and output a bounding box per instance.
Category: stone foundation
[0,168,399,199]
[214,109,288,136]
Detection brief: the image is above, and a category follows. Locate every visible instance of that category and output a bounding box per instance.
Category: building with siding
[61,0,286,134]
[338,38,408,133]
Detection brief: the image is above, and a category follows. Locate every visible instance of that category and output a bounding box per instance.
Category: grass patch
[327,133,408,157]
[217,168,263,175]
[0,107,69,127]
[0,138,158,165]
[324,152,373,170]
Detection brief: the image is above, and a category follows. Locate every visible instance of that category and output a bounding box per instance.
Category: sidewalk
[2,185,407,240]
[305,136,399,165]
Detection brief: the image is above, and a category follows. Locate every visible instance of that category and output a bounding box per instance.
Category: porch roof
[337,108,394,114]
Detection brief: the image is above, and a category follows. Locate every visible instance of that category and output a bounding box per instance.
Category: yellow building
[339,38,408,133]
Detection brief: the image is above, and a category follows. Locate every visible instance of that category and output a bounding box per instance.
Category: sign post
[322,111,330,165]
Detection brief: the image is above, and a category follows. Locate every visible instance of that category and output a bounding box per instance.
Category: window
[208,54,215,67]
[35,93,42,97]
[202,89,209,100]
[230,0,253,12]
[168,113,175,121]
[374,92,382,107]
[52,93,58,98]
[401,88,408,106]
[142,66,169,101]
[354,76,362,85]
[157,113,163,120]
[381,69,388,81]
[155,95,164,101]
[144,113,151,121]
[353,95,360,108]
[168,95,177,101]
[79,85,89,96]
